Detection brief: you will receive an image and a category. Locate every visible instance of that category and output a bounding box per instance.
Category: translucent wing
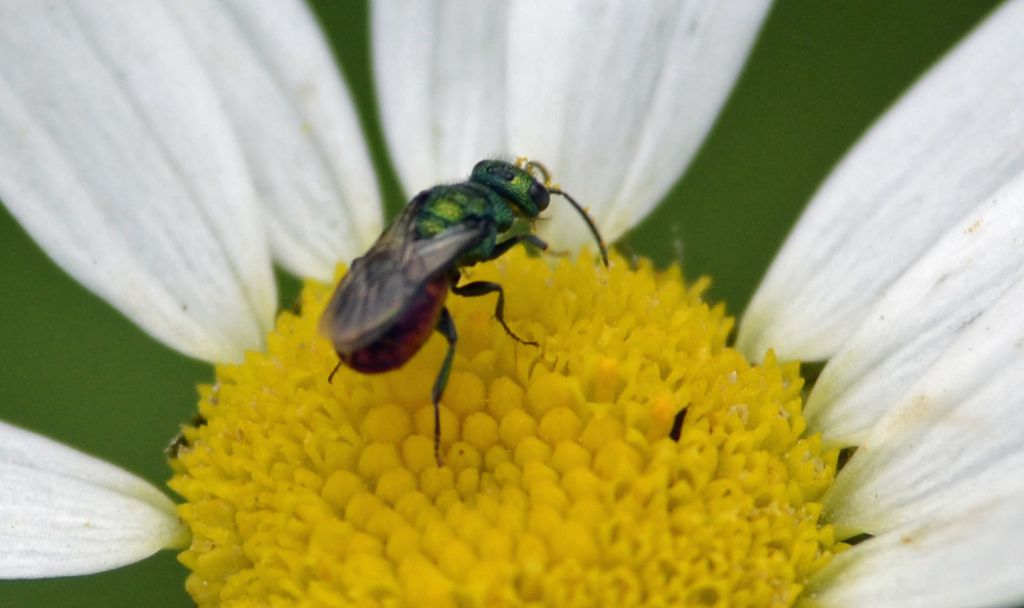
[319,197,488,353]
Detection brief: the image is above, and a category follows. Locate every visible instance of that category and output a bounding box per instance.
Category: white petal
[808,485,1024,608]
[373,0,510,191]
[738,0,1024,362]
[806,171,1024,443]
[508,0,770,248]
[166,0,383,280]
[0,421,184,578]
[0,1,275,362]
[823,274,1024,533]
[374,0,770,248]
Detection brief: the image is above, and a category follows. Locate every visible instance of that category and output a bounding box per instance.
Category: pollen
[169,249,839,607]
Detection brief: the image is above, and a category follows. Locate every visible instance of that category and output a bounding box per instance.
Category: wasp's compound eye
[528,181,550,211]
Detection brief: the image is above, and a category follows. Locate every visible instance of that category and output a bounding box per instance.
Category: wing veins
[320,211,490,352]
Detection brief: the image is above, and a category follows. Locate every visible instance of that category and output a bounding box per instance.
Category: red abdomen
[341,276,449,373]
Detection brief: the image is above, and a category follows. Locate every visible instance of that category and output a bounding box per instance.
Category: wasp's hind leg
[451,280,539,347]
[431,307,458,467]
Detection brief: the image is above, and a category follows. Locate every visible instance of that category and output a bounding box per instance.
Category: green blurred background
[0,1,1003,605]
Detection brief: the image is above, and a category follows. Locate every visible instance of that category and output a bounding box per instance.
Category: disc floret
[170,249,838,607]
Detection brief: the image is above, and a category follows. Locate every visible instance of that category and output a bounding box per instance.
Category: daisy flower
[2,1,1022,606]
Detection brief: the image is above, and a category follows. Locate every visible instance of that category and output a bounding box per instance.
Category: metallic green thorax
[412,160,548,266]
[413,183,515,264]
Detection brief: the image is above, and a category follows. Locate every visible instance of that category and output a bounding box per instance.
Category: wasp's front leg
[489,233,561,260]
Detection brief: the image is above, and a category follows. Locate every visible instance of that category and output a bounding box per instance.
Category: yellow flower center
[169,249,839,607]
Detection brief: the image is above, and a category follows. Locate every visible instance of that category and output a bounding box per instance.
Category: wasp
[320,158,608,465]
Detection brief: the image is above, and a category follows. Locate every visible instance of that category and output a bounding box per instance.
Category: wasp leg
[327,360,343,384]
[491,234,554,259]
[432,307,458,467]
[451,281,539,347]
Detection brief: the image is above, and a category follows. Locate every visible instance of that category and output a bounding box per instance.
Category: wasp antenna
[524,160,553,187]
[549,188,609,267]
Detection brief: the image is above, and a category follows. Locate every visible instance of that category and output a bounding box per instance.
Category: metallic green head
[470,159,550,217]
